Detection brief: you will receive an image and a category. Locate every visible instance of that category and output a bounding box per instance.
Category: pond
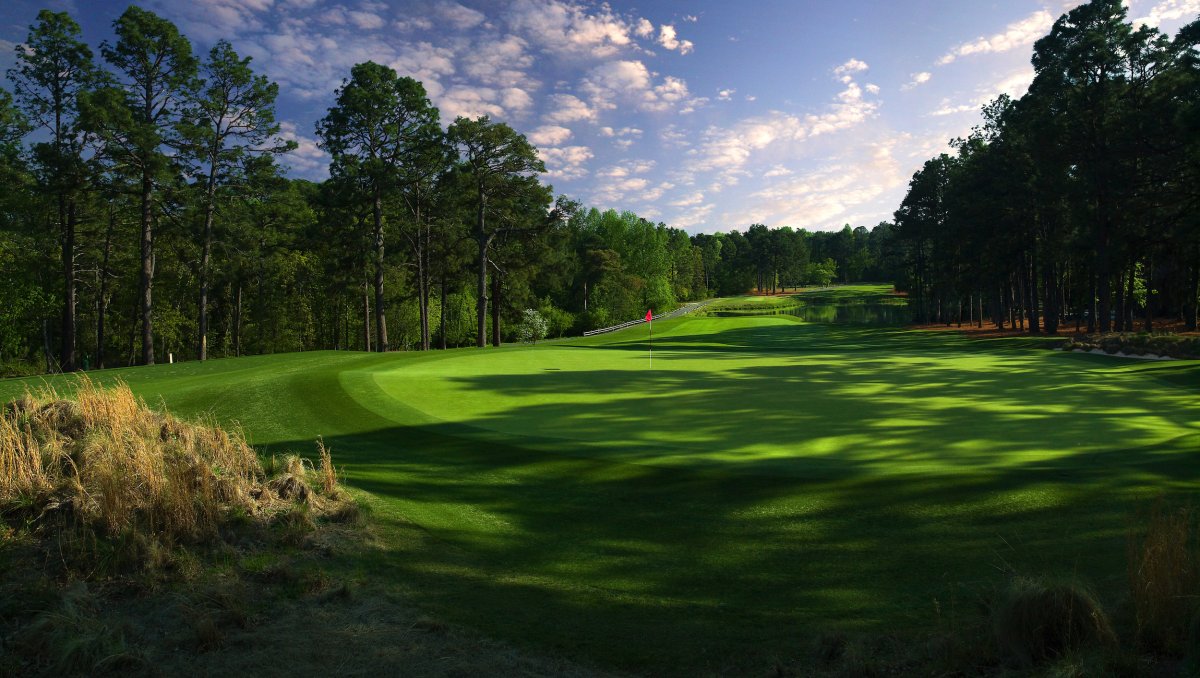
[714,301,910,325]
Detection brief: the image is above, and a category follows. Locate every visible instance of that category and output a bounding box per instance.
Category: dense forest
[0,5,898,376]
[894,0,1200,333]
[2,1,1195,376]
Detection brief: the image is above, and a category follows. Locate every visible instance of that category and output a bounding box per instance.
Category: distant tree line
[693,223,905,297]
[0,6,920,377]
[893,0,1200,332]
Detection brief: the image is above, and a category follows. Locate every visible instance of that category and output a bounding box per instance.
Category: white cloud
[937,10,1053,65]
[580,60,701,113]
[590,176,651,205]
[597,159,655,178]
[527,125,573,146]
[688,71,879,175]
[459,35,535,90]
[1134,0,1200,26]
[658,24,695,55]
[928,68,1034,117]
[718,88,736,101]
[683,14,699,23]
[834,58,869,76]
[902,72,932,90]
[635,17,654,38]
[540,144,593,180]
[669,191,705,207]
[505,0,637,58]
[670,203,716,230]
[144,0,274,41]
[436,1,486,29]
[279,120,328,176]
[347,10,385,30]
[441,85,506,120]
[763,165,793,178]
[742,140,906,231]
[394,16,434,31]
[543,93,596,123]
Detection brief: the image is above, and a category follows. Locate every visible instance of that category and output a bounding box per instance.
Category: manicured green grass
[3,291,1198,674]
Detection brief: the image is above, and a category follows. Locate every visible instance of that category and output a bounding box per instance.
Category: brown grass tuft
[993,576,1116,668]
[0,376,354,576]
[1128,501,1200,655]
[317,436,336,496]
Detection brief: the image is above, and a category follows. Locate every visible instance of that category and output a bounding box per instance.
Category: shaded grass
[0,302,1197,674]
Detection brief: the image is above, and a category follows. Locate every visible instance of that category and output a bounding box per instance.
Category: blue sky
[2,0,1197,233]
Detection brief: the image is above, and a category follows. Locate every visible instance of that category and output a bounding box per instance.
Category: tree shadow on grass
[255,328,1200,674]
[279,416,1198,675]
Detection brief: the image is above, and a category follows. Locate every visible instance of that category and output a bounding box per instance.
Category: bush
[993,576,1115,668]
[537,300,575,339]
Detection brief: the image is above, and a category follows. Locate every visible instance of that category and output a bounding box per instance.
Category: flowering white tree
[517,309,548,344]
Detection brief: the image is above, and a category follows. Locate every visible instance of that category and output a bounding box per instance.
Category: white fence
[581,299,715,337]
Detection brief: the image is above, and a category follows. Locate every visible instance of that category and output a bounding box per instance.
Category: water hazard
[715,301,910,325]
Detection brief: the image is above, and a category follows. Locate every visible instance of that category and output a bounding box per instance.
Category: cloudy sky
[1,0,1197,233]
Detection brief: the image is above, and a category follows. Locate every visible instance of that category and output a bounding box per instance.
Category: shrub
[993,576,1115,668]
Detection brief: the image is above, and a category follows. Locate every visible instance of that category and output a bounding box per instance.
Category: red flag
[645,309,652,322]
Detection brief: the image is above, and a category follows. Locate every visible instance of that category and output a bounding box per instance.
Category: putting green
[2,290,1198,674]
[371,314,1198,475]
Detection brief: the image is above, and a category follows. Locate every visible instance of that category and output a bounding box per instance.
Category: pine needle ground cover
[2,286,1197,674]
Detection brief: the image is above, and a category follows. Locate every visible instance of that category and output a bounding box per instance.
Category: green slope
[3,299,1198,674]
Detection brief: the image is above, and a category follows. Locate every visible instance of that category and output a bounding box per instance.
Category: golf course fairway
[3,286,1198,674]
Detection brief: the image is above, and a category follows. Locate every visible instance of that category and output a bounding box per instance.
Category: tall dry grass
[1128,501,1200,655]
[0,376,346,573]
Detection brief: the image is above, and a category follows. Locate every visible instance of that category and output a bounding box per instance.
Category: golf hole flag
[646,309,652,368]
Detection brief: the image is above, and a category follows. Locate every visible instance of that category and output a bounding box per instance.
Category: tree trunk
[61,198,77,371]
[198,168,217,361]
[491,268,501,347]
[475,192,490,348]
[439,271,448,350]
[1087,271,1097,334]
[1186,261,1198,332]
[140,170,155,365]
[372,190,388,352]
[234,282,243,357]
[96,208,114,369]
[1042,261,1059,335]
[362,278,371,352]
[43,318,54,373]
[1114,269,1126,332]
[1143,257,1153,333]
[1027,247,1040,334]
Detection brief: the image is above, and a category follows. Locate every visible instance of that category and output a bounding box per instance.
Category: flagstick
[649,314,652,369]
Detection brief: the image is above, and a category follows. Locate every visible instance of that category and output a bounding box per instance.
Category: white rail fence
[581,299,716,337]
